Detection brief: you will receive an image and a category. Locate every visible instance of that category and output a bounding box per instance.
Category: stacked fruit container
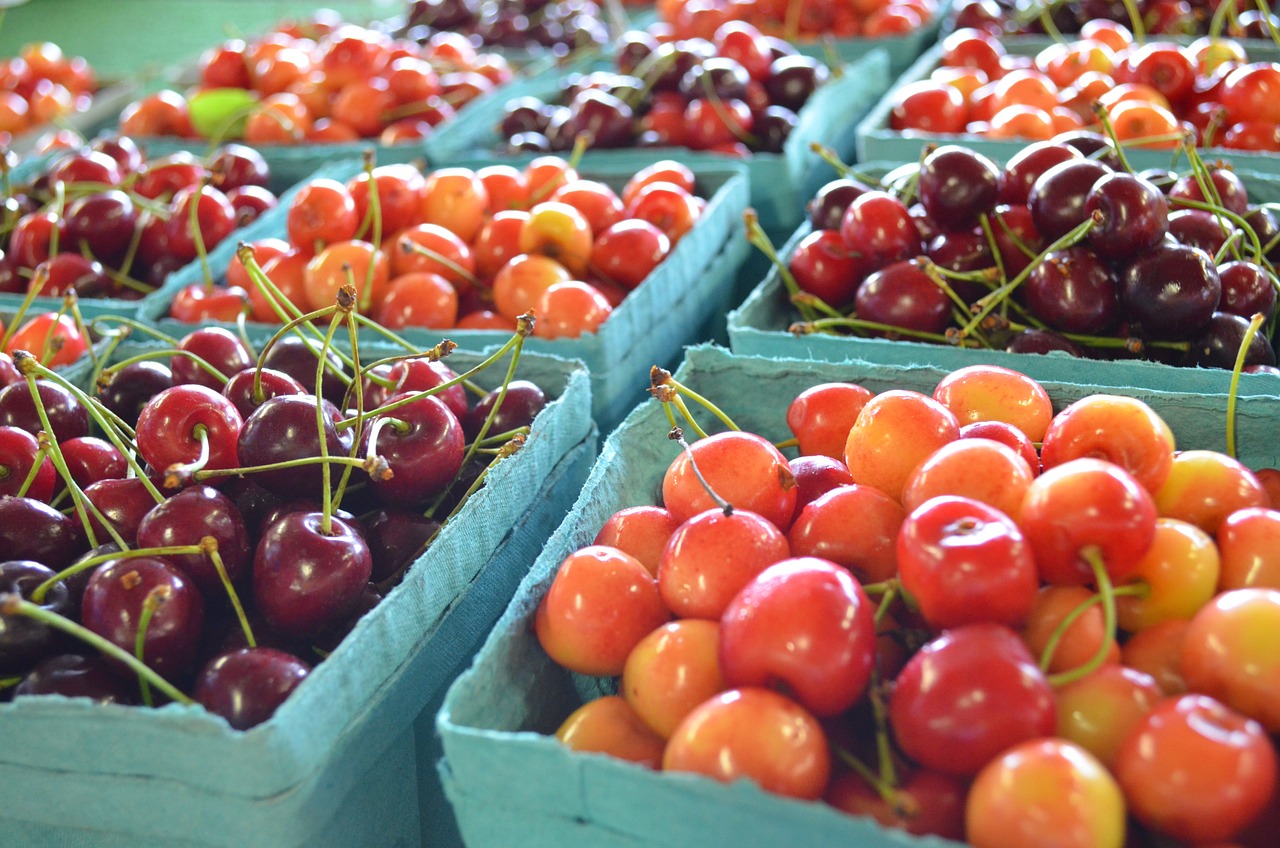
[4,2,1280,848]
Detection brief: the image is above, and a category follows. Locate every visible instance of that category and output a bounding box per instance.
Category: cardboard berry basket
[136,157,751,434]
[0,153,365,329]
[434,342,1280,848]
[856,35,1280,171]
[725,162,1280,398]
[0,340,596,848]
[423,49,891,236]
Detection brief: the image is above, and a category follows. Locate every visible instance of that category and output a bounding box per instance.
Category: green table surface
[0,0,405,83]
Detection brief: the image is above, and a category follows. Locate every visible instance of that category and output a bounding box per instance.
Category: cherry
[1085,172,1169,260]
[1185,312,1277,370]
[1000,141,1082,206]
[1120,243,1221,340]
[0,559,72,674]
[1023,246,1120,335]
[81,555,205,679]
[220,367,306,420]
[172,327,252,390]
[839,191,922,272]
[463,379,547,441]
[97,360,173,428]
[58,438,126,493]
[380,357,468,421]
[258,336,348,406]
[135,384,243,482]
[62,190,137,268]
[0,495,86,571]
[855,259,952,336]
[13,653,134,703]
[252,512,373,639]
[807,178,872,231]
[135,485,252,596]
[1166,208,1232,256]
[918,145,1001,232]
[0,425,55,502]
[83,477,165,547]
[0,378,91,443]
[208,143,270,192]
[1217,260,1277,320]
[236,395,350,496]
[1169,166,1250,216]
[165,184,236,264]
[1028,158,1112,241]
[195,646,310,730]
[362,393,464,505]
[363,507,440,584]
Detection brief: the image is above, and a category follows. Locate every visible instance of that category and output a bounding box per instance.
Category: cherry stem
[14,434,51,499]
[107,348,230,387]
[401,239,480,287]
[1171,196,1266,265]
[649,366,740,432]
[833,745,899,805]
[193,452,381,482]
[773,436,799,450]
[743,209,818,323]
[330,306,367,514]
[872,581,899,628]
[134,585,170,707]
[92,315,179,347]
[1118,0,1146,43]
[790,316,963,346]
[351,313,433,359]
[464,424,529,452]
[461,323,528,471]
[868,677,899,793]
[1091,103,1135,174]
[163,424,211,490]
[0,593,193,705]
[0,265,50,352]
[1227,312,1267,460]
[962,214,1099,339]
[1045,548,1118,688]
[315,295,350,537]
[203,535,255,649]
[31,543,204,605]
[359,152,382,316]
[668,426,733,515]
[807,142,868,181]
[253,302,355,394]
[189,177,215,291]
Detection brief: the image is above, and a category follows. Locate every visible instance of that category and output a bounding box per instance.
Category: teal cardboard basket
[726,167,1280,398]
[0,344,594,848]
[435,343,1280,848]
[138,157,752,434]
[424,49,892,235]
[856,35,1280,171]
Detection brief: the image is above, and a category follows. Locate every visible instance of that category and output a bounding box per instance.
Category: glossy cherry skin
[1185,312,1277,370]
[363,393,464,506]
[134,384,243,481]
[380,356,468,421]
[220,367,307,420]
[1120,243,1221,340]
[888,622,1056,777]
[194,646,310,730]
[60,436,127,491]
[13,653,134,703]
[135,484,252,596]
[236,395,350,496]
[918,145,1001,232]
[171,327,252,390]
[855,259,952,336]
[719,557,876,718]
[257,336,348,406]
[80,555,205,679]
[1085,171,1169,261]
[252,512,372,639]
[1023,246,1120,335]
[0,378,91,443]
[0,495,86,571]
[83,477,163,547]
[363,507,440,585]
[839,191,922,272]
[1217,260,1277,320]
[0,559,72,674]
[0,425,55,502]
[1028,158,1112,241]
[97,360,174,428]
[463,379,547,441]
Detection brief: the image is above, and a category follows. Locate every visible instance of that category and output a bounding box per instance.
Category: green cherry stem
[0,593,194,705]
[203,535,255,648]
[31,543,204,605]
[1226,312,1267,460]
[0,265,50,352]
[359,151,383,316]
[134,585,169,707]
[743,209,821,324]
[1044,548,1119,688]
[649,365,740,432]
[314,291,350,537]
[189,177,215,291]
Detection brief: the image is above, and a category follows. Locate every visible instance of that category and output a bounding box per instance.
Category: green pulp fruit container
[435,343,1280,848]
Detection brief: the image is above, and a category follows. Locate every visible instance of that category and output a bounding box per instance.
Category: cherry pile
[0,302,550,730]
[535,362,1280,847]
[0,137,280,299]
[402,0,609,56]
[119,17,512,146]
[891,26,1280,151]
[497,21,830,155]
[168,154,708,339]
[655,0,940,41]
[1,307,95,370]
[952,0,1280,39]
[0,41,98,146]
[772,134,1280,372]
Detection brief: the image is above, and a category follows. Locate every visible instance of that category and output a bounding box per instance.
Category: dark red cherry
[195,647,310,730]
[382,357,468,421]
[463,379,547,440]
[134,384,243,482]
[1217,260,1277,320]
[1167,208,1233,256]
[1085,172,1169,261]
[363,393,465,506]
[14,653,135,703]
[764,54,829,113]
[59,436,127,491]
[172,327,252,390]
[136,485,252,597]
[1051,130,1121,169]
[0,559,72,675]
[220,367,307,420]
[839,191,922,272]
[252,512,372,639]
[1005,329,1085,357]
[81,556,205,678]
[1185,311,1277,370]
[258,336,348,406]
[789,455,855,511]
[807,178,873,231]
[1028,158,1112,242]
[918,145,1001,232]
[1169,167,1249,216]
[83,477,164,548]
[0,425,55,502]
[97,360,174,428]
[789,228,863,307]
[0,378,91,442]
[363,507,441,585]
[62,190,137,268]
[36,253,113,298]
[236,395,351,496]
[855,259,952,336]
[0,496,86,571]
[1120,243,1221,340]
[1024,246,1119,335]
[988,204,1043,280]
[208,143,271,192]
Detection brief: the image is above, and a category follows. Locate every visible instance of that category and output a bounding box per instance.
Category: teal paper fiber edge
[424,50,892,235]
[0,342,592,848]
[727,169,1280,398]
[436,343,1280,848]
[856,35,1280,170]
[137,158,750,435]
